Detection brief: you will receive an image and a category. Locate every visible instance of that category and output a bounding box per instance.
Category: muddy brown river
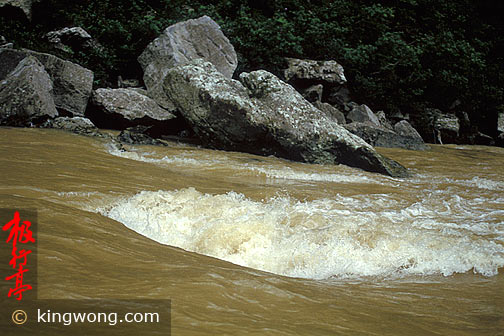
[1,127,503,335]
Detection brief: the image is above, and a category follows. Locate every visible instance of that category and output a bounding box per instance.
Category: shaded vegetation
[1,0,503,136]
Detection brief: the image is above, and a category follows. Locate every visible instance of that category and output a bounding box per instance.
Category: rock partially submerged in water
[0,56,58,126]
[117,125,165,146]
[47,116,99,136]
[164,59,409,177]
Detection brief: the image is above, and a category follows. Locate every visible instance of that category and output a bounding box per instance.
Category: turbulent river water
[1,127,503,335]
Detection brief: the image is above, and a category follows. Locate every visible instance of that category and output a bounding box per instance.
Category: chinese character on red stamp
[3,211,36,300]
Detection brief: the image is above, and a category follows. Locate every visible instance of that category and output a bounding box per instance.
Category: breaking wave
[101,187,504,280]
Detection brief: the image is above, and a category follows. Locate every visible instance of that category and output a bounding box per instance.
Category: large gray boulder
[394,120,424,141]
[412,108,462,144]
[0,56,58,126]
[138,15,237,110]
[347,104,381,127]
[345,122,429,151]
[88,88,176,129]
[163,60,409,177]
[0,48,93,116]
[0,0,40,20]
[284,58,347,85]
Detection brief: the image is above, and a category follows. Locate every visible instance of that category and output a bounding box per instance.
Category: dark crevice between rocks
[55,108,73,118]
[0,48,26,80]
[287,78,340,94]
[0,5,28,23]
[85,104,200,145]
[1,114,52,128]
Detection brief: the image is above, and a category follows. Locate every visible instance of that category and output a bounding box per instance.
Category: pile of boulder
[282,57,428,151]
[0,47,93,124]
[1,15,424,177]
[411,107,497,146]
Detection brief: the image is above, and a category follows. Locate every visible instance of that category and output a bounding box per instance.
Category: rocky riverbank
[3,15,494,177]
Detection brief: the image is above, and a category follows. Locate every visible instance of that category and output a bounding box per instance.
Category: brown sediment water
[1,127,503,335]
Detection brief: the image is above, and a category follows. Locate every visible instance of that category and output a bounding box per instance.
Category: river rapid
[1,127,503,335]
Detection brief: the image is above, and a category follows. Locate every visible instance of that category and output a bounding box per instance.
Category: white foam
[106,143,379,184]
[102,188,504,279]
[460,176,504,191]
[245,166,376,184]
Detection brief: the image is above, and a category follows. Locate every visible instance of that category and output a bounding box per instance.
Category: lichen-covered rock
[435,114,460,134]
[138,15,237,110]
[376,111,393,131]
[434,113,460,144]
[497,113,504,134]
[88,88,176,129]
[0,0,40,20]
[46,27,91,45]
[45,27,105,55]
[284,58,346,85]
[117,77,140,88]
[0,48,93,116]
[164,59,409,177]
[0,56,58,126]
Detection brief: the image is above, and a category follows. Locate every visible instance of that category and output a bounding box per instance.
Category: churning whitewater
[102,144,504,280]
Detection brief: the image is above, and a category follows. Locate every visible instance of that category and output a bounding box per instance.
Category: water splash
[101,188,504,280]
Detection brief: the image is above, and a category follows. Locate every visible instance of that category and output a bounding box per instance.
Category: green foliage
[1,0,502,135]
